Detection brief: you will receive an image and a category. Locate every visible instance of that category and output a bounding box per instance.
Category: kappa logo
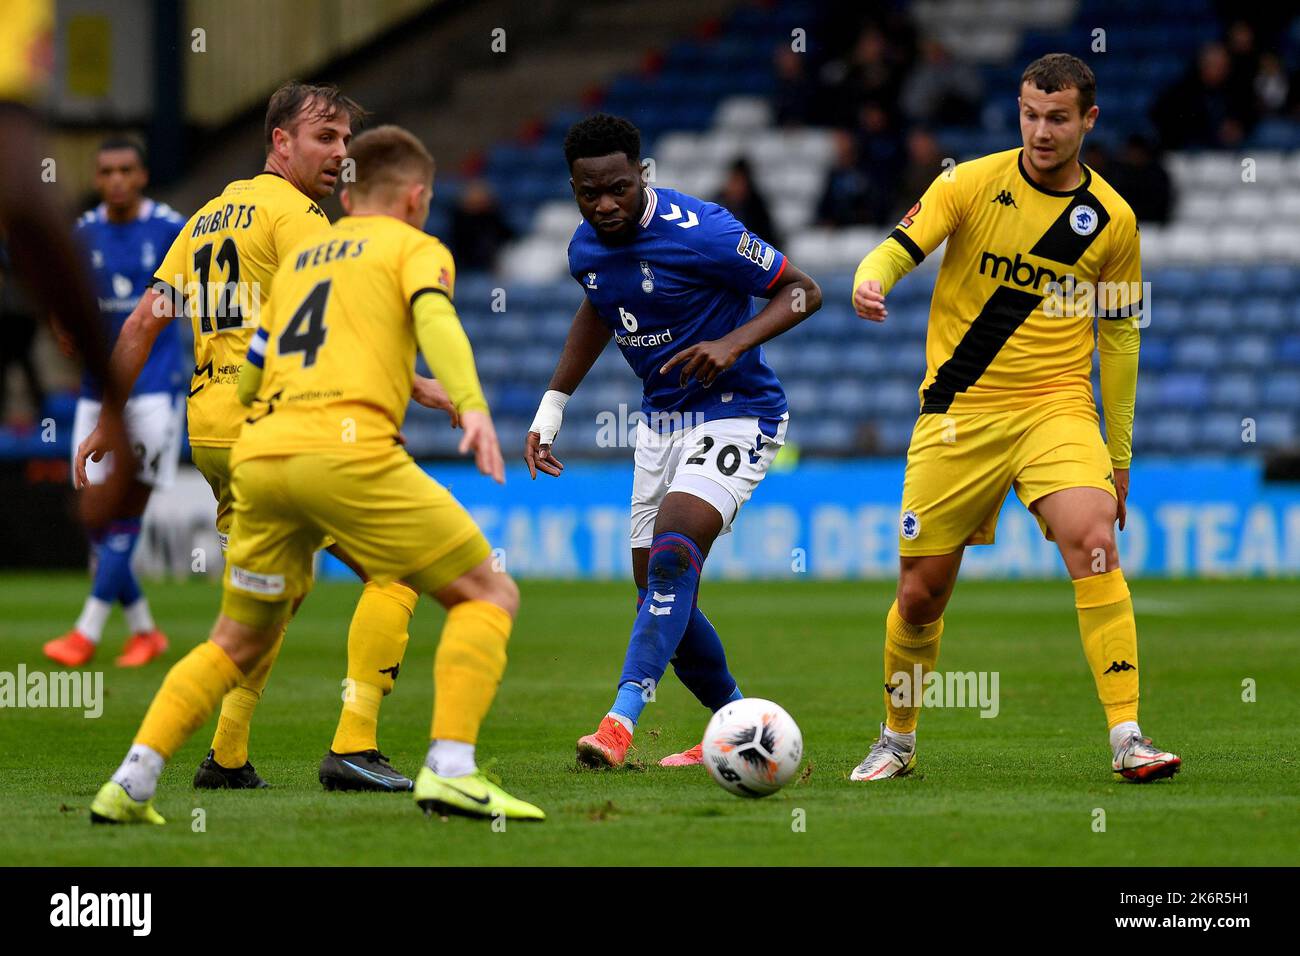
[1102,660,1136,674]
[991,190,1018,208]
[900,510,921,540]
[307,202,326,218]
[1070,204,1099,235]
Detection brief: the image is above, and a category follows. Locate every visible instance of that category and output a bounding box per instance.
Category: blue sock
[611,533,704,726]
[92,519,142,606]
[671,605,744,712]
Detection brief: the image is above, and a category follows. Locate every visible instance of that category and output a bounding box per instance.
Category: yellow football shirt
[233,214,460,464]
[0,0,52,103]
[856,147,1142,415]
[154,172,330,446]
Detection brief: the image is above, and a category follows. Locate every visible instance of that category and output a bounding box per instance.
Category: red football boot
[44,630,96,667]
[576,716,633,768]
[116,629,169,667]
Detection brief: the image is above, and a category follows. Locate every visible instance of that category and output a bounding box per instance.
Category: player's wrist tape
[529,389,569,445]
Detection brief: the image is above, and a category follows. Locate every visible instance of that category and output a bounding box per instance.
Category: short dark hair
[563,113,641,169]
[1021,53,1096,113]
[346,125,434,198]
[264,81,367,151]
[97,136,146,166]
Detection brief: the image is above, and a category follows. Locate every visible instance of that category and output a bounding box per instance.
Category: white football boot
[1112,732,1181,782]
[850,722,916,781]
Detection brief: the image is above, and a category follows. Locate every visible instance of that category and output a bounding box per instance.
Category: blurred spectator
[715,157,781,248]
[0,238,46,426]
[1106,135,1174,225]
[854,102,906,221]
[825,25,910,128]
[892,128,944,222]
[772,45,814,128]
[901,40,983,127]
[448,179,514,272]
[1253,52,1292,117]
[1151,42,1256,148]
[815,130,877,228]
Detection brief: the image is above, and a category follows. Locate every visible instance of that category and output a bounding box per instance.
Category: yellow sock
[136,641,243,760]
[209,628,284,768]
[431,600,512,744]
[882,600,943,734]
[331,581,417,753]
[1073,568,1140,729]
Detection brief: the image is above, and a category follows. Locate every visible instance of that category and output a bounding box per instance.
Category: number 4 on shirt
[279,280,330,367]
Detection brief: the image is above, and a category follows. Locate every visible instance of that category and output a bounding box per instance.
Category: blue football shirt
[568,186,789,427]
[76,198,186,399]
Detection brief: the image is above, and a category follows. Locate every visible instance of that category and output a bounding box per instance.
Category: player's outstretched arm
[74,287,173,488]
[411,374,461,428]
[411,290,502,483]
[661,262,821,388]
[525,296,611,479]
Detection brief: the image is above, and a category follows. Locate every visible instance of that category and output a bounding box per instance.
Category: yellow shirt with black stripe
[854,147,1142,466]
[233,214,486,466]
[154,172,331,447]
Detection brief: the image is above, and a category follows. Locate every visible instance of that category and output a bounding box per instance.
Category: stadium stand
[6,0,1299,465]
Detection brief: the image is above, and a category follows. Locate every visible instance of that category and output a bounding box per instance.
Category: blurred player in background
[525,114,821,768]
[90,125,542,824]
[850,54,1180,783]
[44,138,185,670]
[76,83,447,793]
[0,0,135,528]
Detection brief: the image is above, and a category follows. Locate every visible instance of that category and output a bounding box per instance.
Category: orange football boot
[44,630,96,667]
[576,716,633,768]
[659,742,704,767]
[116,629,169,667]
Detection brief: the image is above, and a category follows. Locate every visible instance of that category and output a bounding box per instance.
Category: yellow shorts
[191,445,235,540]
[194,443,336,554]
[899,400,1116,556]
[223,446,490,603]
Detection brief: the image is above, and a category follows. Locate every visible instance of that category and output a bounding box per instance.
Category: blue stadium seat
[1172,335,1220,370]
[1263,373,1300,407]
[1242,298,1286,332]
[1147,413,1196,451]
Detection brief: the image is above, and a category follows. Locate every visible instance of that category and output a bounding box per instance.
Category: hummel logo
[749,435,766,464]
[660,203,699,229]
[991,190,1018,208]
[1103,660,1136,674]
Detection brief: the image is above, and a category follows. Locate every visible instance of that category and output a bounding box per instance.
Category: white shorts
[630,413,788,547]
[72,392,184,488]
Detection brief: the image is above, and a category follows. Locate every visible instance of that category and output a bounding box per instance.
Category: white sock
[124,597,155,634]
[1110,721,1141,754]
[425,739,476,778]
[607,712,635,734]
[75,597,112,644]
[883,725,915,750]
[111,744,165,802]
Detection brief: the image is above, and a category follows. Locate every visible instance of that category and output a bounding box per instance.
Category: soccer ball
[702,698,803,798]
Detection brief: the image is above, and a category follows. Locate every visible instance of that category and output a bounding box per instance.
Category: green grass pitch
[2,573,1297,866]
